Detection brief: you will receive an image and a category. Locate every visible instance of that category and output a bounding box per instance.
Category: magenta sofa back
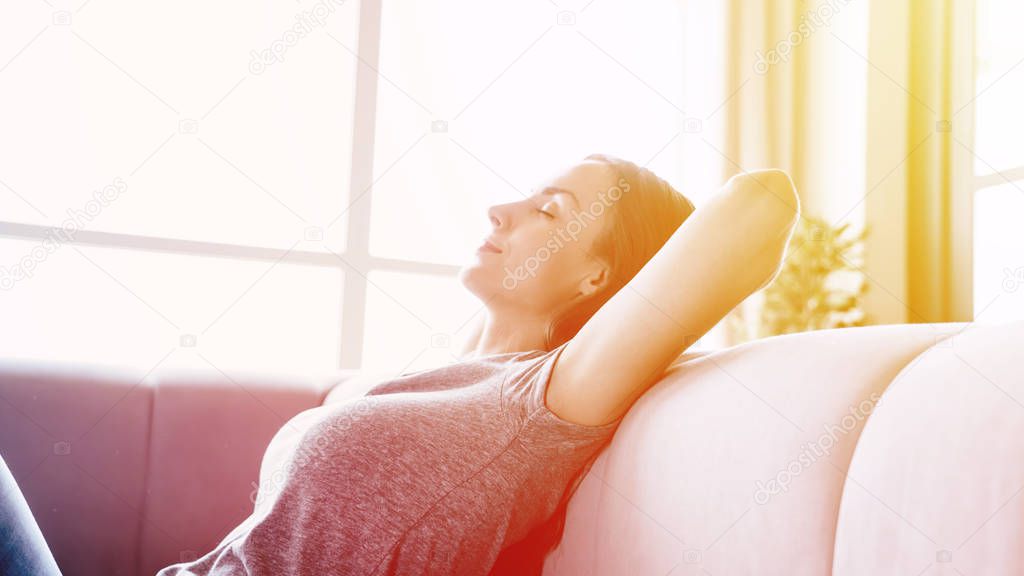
[0,361,346,575]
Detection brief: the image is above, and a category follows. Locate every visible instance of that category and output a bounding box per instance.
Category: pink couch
[1,321,1021,575]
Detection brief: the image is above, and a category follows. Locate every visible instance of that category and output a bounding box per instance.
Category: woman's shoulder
[504,342,624,438]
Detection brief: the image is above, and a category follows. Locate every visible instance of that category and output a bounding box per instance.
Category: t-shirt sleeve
[519,340,624,445]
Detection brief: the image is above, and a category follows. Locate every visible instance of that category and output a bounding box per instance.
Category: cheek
[507,234,561,277]
[493,223,603,300]
[506,239,584,295]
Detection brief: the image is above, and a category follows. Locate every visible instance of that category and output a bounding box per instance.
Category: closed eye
[534,198,559,220]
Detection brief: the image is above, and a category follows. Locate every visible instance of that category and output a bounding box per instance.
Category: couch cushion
[0,358,153,576]
[137,367,340,575]
[543,322,964,576]
[832,320,1024,574]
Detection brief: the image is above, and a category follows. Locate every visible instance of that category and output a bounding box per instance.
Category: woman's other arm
[548,169,801,426]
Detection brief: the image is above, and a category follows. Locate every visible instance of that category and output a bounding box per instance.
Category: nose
[488,198,529,231]
[487,203,507,230]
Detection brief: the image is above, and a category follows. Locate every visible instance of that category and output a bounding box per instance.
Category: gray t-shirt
[157,341,622,575]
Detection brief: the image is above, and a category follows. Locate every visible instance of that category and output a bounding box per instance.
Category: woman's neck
[466,310,550,358]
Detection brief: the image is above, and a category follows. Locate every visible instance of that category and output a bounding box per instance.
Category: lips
[477,238,503,254]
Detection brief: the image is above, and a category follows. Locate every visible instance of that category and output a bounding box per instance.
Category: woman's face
[460,160,627,317]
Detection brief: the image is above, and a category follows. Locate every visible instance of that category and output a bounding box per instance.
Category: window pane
[0,1,358,251]
[362,271,482,373]
[974,0,1024,174]
[370,0,688,265]
[0,239,342,374]
[973,183,1024,322]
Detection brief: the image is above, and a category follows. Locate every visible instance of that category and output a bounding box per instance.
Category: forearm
[544,170,801,426]
[629,169,801,348]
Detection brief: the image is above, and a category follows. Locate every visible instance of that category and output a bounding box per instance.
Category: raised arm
[546,169,801,426]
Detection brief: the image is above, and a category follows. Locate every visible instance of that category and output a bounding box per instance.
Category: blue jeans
[0,453,62,576]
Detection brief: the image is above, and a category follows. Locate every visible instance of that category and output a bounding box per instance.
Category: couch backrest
[536,319,1024,569]
[831,320,1024,574]
[0,361,344,576]
[136,369,339,575]
[8,321,1022,575]
[541,322,969,575]
[0,360,154,576]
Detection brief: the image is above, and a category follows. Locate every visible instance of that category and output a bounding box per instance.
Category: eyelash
[536,208,555,220]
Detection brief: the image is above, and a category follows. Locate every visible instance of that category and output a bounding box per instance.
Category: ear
[578,263,609,297]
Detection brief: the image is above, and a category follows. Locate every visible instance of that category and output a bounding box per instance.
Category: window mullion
[339,0,384,370]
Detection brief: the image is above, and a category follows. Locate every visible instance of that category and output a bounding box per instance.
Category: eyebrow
[538,186,580,209]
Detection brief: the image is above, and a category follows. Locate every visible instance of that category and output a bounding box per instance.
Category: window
[0,0,713,375]
[1,0,360,375]
[967,0,1024,322]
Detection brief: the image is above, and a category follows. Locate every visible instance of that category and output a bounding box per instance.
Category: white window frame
[952,0,1024,320]
[0,0,460,369]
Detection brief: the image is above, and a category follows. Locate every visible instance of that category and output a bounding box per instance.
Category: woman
[0,154,799,575]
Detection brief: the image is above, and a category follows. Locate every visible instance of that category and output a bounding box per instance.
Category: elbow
[728,169,802,290]
[766,170,801,227]
[730,169,802,238]
[729,169,801,224]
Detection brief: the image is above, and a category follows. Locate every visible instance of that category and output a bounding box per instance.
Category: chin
[458,262,507,305]
[457,264,473,289]
[458,262,481,291]
[458,263,487,295]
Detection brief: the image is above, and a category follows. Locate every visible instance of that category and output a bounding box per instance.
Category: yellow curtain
[866,0,960,323]
[724,0,804,193]
[905,0,955,322]
[722,0,960,327]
